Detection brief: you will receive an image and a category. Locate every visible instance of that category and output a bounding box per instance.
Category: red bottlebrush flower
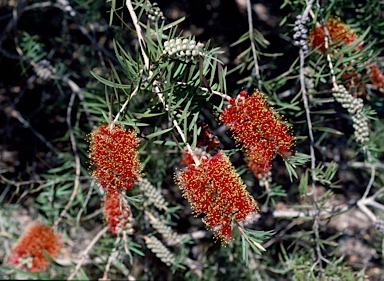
[342,69,365,96]
[195,123,220,152]
[219,90,295,177]
[367,63,384,92]
[103,187,134,234]
[88,124,142,191]
[308,16,361,52]
[8,221,62,272]
[175,150,259,243]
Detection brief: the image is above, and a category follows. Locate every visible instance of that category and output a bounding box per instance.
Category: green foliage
[1,0,384,280]
[240,228,274,261]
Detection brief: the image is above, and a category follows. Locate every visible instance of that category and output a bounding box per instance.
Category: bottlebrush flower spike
[103,187,134,234]
[196,122,220,152]
[88,124,142,191]
[8,221,62,272]
[308,16,361,52]
[219,90,295,177]
[175,150,259,243]
[367,63,384,92]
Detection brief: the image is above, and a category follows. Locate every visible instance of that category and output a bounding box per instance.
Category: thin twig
[0,174,90,187]
[370,187,384,200]
[316,0,337,90]
[53,90,81,230]
[76,181,96,227]
[67,226,109,280]
[111,0,152,126]
[62,76,94,128]
[348,161,384,171]
[299,49,316,195]
[126,0,150,70]
[102,236,122,280]
[199,86,233,101]
[22,0,118,64]
[246,204,350,222]
[356,200,377,222]
[245,0,261,89]
[124,2,199,165]
[111,84,139,127]
[175,82,233,101]
[5,106,60,154]
[361,150,376,200]
[300,1,331,268]
[357,186,384,222]
[154,83,200,165]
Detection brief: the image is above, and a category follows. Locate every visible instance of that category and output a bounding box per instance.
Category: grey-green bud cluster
[258,171,272,188]
[351,113,370,143]
[138,178,168,211]
[34,59,56,81]
[304,67,316,94]
[293,15,309,54]
[145,236,175,266]
[146,2,165,22]
[149,213,185,246]
[333,85,369,143]
[163,38,204,62]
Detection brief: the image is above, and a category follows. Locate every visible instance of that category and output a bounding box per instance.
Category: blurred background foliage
[1,0,384,280]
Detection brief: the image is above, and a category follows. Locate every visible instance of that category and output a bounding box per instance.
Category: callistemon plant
[368,63,384,92]
[308,16,361,52]
[307,15,384,100]
[88,124,142,191]
[103,187,134,234]
[8,221,62,272]
[219,90,295,178]
[175,150,259,243]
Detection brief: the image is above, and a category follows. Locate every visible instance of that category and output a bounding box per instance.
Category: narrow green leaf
[191,123,200,149]
[230,31,250,47]
[153,140,178,147]
[284,160,298,181]
[313,127,344,135]
[119,121,149,127]
[188,112,200,132]
[299,169,309,195]
[90,71,132,89]
[43,249,70,268]
[146,127,174,139]
[241,235,249,265]
[102,111,110,124]
[132,112,165,118]
[129,244,145,256]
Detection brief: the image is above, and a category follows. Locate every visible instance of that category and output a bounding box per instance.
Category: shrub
[1,0,383,280]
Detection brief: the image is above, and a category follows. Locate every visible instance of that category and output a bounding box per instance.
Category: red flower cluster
[308,16,361,52]
[342,69,364,96]
[196,122,220,152]
[8,221,62,272]
[88,124,142,191]
[219,90,294,177]
[103,188,134,234]
[309,17,384,96]
[367,63,384,92]
[175,150,259,243]
[88,124,141,233]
